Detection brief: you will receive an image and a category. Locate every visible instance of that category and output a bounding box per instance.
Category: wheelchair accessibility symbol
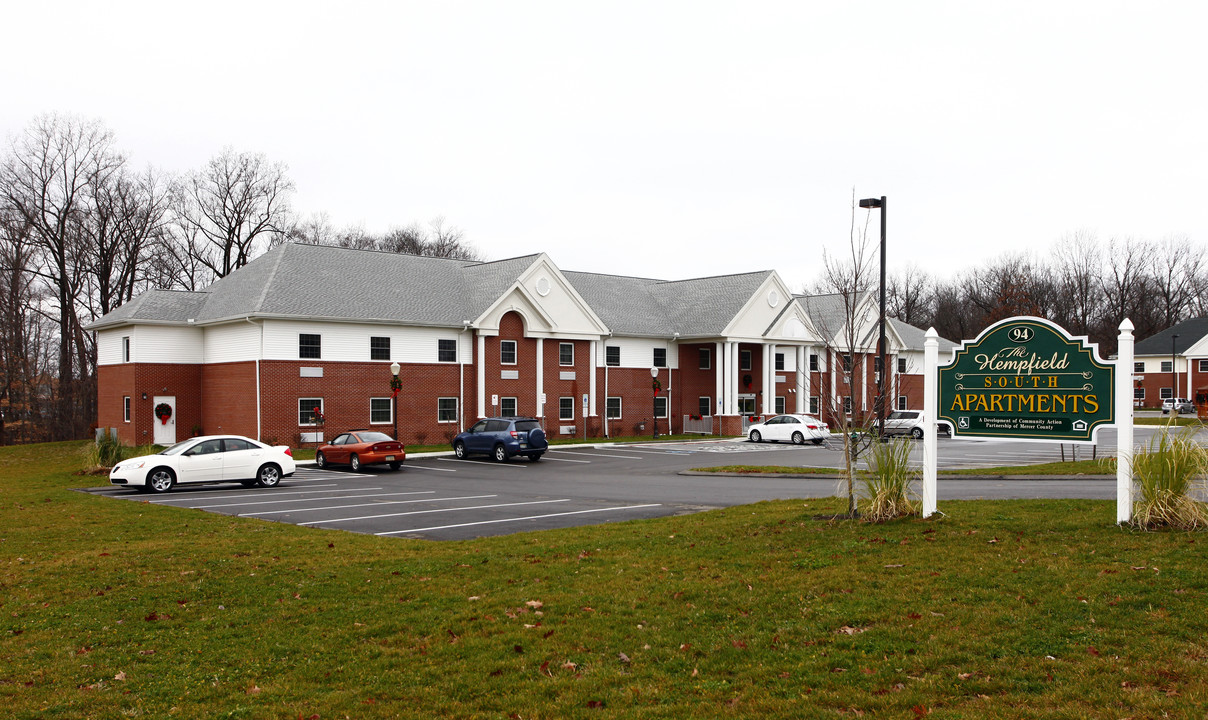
[958,417,970,429]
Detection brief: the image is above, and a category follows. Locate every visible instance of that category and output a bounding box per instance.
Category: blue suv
[452,417,548,462]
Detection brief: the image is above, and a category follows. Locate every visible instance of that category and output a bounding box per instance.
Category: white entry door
[153,396,177,446]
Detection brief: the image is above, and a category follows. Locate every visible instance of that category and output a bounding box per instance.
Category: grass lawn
[3,442,1207,718]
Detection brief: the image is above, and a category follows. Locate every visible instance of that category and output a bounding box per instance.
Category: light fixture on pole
[859,195,887,436]
[1171,334,1179,404]
[389,361,402,442]
[650,366,661,439]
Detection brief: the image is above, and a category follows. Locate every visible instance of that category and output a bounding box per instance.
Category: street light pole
[859,196,887,434]
[1171,334,1180,405]
[389,361,402,441]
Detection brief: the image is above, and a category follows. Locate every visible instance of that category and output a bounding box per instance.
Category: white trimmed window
[653,347,667,368]
[606,397,622,419]
[370,398,392,424]
[559,397,574,420]
[738,396,756,414]
[501,397,517,417]
[897,395,908,410]
[299,398,323,425]
[1134,388,1145,400]
[605,345,620,366]
[843,396,853,414]
[299,334,321,359]
[559,343,574,366]
[438,397,458,423]
[501,340,517,365]
[1161,360,1173,373]
[898,357,907,373]
[1200,360,1208,373]
[775,396,786,414]
[809,396,820,415]
[809,353,819,372]
[775,353,785,371]
[1134,361,1145,373]
[699,348,710,369]
[122,336,130,363]
[654,396,668,418]
[698,396,711,417]
[438,339,457,362]
[370,336,391,361]
[123,396,131,422]
[740,349,752,371]
[1161,388,1173,400]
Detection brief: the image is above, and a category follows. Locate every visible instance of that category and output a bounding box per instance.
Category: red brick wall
[97,364,135,444]
[482,312,538,418]
[202,362,258,439]
[97,363,203,445]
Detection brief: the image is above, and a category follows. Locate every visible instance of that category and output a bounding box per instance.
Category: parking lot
[85,429,1175,540]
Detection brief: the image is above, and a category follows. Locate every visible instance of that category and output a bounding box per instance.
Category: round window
[536,277,551,296]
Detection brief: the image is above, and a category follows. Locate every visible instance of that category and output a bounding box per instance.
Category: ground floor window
[1161,388,1173,400]
[438,397,458,423]
[809,396,820,415]
[559,396,574,420]
[299,398,324,425]
[606,397,622,419]
[501,397,517,417]
[370,397,392,424]
[123,396,131,423]
[843,396,853,414]
[654,396,668,418]
[738,396,756,415]
[775,396,786,414]
[698,396,711,417]
[897,395,908,410]
[1134,388,1145,400]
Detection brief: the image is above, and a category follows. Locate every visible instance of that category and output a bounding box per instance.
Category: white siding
[600,336,680,369]
[137,326,204,364]
[261,319,470,364]
[205,322,261,364]
[97,330,126,366]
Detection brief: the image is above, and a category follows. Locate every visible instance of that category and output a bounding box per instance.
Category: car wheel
[316,451,327,469]
[749,430,762,443]
[529,453,543,462]
[493,444,508,462]
[911,427,924,439]
[147,468,175,494]
[256,464,282,488]
[350,454,361,472]
[791,431,804,445]
[454,441,467,459]
[389,461,401,471]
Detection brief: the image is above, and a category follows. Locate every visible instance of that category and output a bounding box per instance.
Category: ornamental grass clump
[859,437,919,522]
[1131,428,1208,531]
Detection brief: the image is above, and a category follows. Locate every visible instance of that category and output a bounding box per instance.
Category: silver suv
[875,410,953,439]
[1162,398,1196,415]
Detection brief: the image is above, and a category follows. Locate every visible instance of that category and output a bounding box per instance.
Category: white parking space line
[540,456,591,463]
[377,503,663,536]
[402,464,458,472]
[192,490,435,510]
[245,494,499,517]
[609,446,691,455]
[147,485,346,502]
[301,498,572,526]
[553,450,644,460]
[436,458,528,469]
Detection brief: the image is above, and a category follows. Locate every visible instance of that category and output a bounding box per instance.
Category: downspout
[461,320,471,430]
[245,317,262,441]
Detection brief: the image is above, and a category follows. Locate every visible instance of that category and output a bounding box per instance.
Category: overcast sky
[3,1,1205,291]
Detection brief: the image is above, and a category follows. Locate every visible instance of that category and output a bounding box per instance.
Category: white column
[796,346,806,413]
[714,341,724,417]
[1116,319,1135,524]
[729,342,740,414]
[923,328,938,518]
[535,338,544,418]
[589,340,598,416]
[763,344,775,414]
[476,334,486,418]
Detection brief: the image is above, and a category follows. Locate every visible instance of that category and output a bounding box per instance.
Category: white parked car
[746,414,830,445]
[109,435,296,493]
[875,410,952,439]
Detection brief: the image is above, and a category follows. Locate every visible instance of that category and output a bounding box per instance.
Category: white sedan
[746,414,830,445]
[109,435,297,493]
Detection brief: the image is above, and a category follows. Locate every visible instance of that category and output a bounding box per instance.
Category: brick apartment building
[1131,317,1208,409]
[87,244,953,447]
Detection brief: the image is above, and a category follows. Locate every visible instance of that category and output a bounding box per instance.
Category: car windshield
[514,420,540,432]
[160,439,199,456]
[357,432,394,442]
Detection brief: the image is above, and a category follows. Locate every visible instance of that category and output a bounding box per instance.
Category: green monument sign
[937,316,1115,442]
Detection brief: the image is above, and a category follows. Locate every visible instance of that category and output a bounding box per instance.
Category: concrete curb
[678,470,1116,481]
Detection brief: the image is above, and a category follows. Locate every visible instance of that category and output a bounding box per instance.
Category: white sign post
[1115,320,1135,524]
[922,329,939,518]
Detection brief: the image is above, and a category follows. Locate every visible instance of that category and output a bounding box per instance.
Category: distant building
[86,244,952,446]
[1132,317,1208,408]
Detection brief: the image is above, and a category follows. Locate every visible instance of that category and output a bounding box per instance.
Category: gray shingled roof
[1134,317,1208,356]
[890,318,958,352]
[87,289,209,328]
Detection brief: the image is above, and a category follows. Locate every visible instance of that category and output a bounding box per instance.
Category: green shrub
[1131,428,1208,530]
[84,431,126,469]
[859,438,919,522]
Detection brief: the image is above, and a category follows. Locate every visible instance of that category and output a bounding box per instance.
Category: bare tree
[1150,234,1201,328]
[0,114,123,440]
[886,264,933,327]
[84,165,173,315]
[175,148,294,280]
[1049,229,1102,338]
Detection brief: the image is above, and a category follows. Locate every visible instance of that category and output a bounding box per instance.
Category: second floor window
[370,336,390,361]
[438,339,457,362]
[653,348,667,368]
[299,334,321,359]
[606,346,620,366]
[501,340,517,364]
[559,343,574,366]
